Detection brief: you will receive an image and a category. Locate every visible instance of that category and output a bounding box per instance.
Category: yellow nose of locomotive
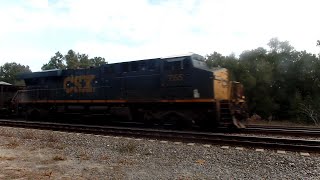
[212,68,247,128]
[212,68,230,100]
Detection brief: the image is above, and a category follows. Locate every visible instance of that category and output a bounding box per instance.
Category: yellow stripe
[158,99,215,103]
[18,99,215,104]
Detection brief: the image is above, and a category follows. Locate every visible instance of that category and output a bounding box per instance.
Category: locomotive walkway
[0,119,319,152]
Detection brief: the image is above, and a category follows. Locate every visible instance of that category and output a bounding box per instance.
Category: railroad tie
[300,152,310,156]
[221,146,229,149]
[277,150,286,154]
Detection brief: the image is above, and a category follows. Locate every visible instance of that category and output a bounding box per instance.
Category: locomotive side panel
[14,53,247,129]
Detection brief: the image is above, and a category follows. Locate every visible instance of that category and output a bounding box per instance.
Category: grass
[21,131,36,139]
[6,139,19,149]
[43,171,53,178]
[117,142,138,154]
[0,156,16,161]
[52,155,66,161]
[101,155,109,161]
[117,159,135,165]
[46,133,58,143]
[78,152,90,160]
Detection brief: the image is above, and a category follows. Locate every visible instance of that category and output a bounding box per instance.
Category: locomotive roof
[18,53,205,79]
[108,53,203,64]
[0,81,12,86]
[18,69,63,79]
[161,53,200,59]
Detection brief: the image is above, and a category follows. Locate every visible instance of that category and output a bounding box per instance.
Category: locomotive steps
[0,119,319,153]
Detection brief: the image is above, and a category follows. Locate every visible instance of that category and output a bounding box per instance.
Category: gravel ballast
[0,126,319,179]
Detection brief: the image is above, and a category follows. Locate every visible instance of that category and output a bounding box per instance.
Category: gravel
[0,126,319,179]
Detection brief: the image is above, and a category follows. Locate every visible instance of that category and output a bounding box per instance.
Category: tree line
[0,50,106,85]
[205,38,320,125]
[1,40,319,124]
[41,50,106,70]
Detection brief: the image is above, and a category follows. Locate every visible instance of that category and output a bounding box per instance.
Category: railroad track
[243,124,320,137]
[0,119,319,152]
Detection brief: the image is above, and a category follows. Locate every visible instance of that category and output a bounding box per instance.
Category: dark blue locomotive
[13,53,246,129]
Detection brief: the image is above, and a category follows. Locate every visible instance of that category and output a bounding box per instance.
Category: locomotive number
[63,75,95,94]
[168,74,184,81]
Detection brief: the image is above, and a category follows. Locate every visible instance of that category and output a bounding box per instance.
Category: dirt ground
[0,126,319,179]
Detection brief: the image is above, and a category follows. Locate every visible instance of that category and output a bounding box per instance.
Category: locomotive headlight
[193,89,200,98]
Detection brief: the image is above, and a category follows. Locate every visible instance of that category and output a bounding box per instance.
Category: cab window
[131,62,139,71]
[122,63,129,72]
[104,65,114,74]
[165,58,191,71]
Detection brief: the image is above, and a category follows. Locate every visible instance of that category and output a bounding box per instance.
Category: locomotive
[0,81,22,116]
[8,53,246,129]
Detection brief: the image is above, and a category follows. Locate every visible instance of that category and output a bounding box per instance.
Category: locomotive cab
[161,54,247,128]
[212,68,247,128]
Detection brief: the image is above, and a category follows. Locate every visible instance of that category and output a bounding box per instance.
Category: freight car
[11,53,247,129]
[0,81,22,116]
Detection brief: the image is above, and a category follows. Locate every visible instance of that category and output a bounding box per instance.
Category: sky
[0,0,319,71]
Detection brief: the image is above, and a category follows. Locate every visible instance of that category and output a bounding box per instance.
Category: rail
[0,119,319,152]
[243,124,320,137]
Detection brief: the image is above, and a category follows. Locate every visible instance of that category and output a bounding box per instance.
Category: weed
[46,133,58,143]
[6,139,19,149]
[78,152,90,160]
[117,142,137,154]
[0,156,15,161]
[46,142,58,149]
[43,171,53,178]
[54,144,66,150]
[21,131,36,139]
[101,155,109,161]
[52,155,66,161]
[2,130,15,137]
[117,159,134,165]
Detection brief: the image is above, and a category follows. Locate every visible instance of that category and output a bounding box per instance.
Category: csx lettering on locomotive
[63,75,95,94]
[167,74,184,81]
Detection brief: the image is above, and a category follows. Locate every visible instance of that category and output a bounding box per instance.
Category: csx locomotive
[8,53,246,129]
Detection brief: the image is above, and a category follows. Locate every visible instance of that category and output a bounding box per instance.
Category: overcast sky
[0,0,319,71]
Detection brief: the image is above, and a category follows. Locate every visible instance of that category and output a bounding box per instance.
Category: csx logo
[63,75,95,94]
[168,74,184,81]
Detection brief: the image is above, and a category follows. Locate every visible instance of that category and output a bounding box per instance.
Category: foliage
[206,38,320,124]
[298,95,319,125]
[41,51,66,70]
[41,49,107,70]
[0,62,31,85]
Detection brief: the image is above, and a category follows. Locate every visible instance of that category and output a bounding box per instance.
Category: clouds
[0,0,319,71]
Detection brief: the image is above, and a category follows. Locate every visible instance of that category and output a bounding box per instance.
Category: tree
[41,52,66,70]
[205,52,225,68]
[91,57,106,67]
[65,50,79,69]
[267,37,293,53]
[78,54,91,68]
[42,50,107,70]
[0,62,31,85]
[204,38,320,123]
[299,95,319,125]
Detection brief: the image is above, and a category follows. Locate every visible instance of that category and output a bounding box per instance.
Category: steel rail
[243,124,320,137]
[0,119,319,152]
